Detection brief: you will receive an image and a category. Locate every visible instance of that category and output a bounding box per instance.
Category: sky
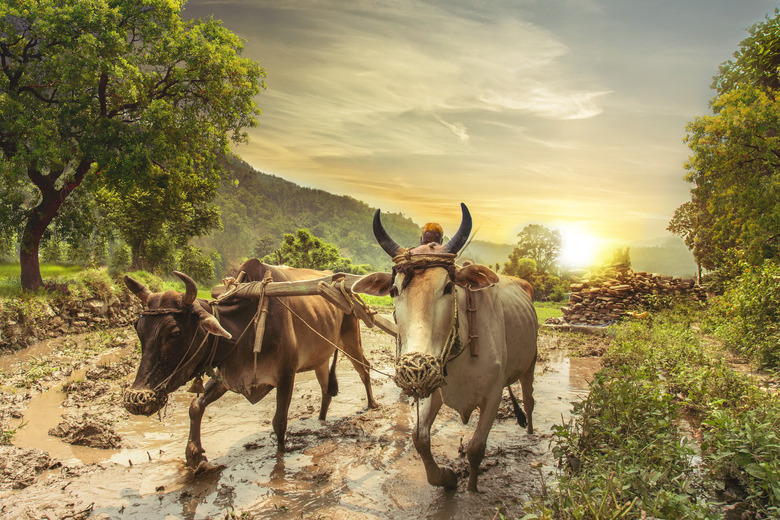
[183,0,778,263]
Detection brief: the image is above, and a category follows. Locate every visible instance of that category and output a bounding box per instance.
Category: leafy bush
[712,259,780,369]
[109,243,132,276]
[176,245,216,285]
[527,304,780,519]
[702,399,780,516]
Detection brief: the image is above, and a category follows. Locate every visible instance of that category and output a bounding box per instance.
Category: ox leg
[520,362,536,434]
[186,378,228,468]
[273,374,295,452]
[341,318,379,409]
[412,389,458,489]
[465,396,501,492]
[314,362,333,421]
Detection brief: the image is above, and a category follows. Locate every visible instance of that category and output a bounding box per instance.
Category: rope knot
[394,351,446,399]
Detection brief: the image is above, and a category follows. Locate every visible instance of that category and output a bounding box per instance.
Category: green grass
[534,300,563,322]
[0,262,84,279]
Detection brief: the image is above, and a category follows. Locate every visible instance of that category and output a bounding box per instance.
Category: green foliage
[702,400,780,515]
[680,86,780,270]
[503,255,537,279]
[673,10,780,273]
[176,245,216,285]
[194,155,422,271]
[262,228,370,274]
[528,305,780,519]
[713,9,780,94]
[512,224,561,274]
[710,259,780,369]
[109,243,132,276]
[0,0,265,290]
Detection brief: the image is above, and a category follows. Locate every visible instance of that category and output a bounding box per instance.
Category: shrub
[713,259,780,369]
[109,243,132,276]
[176,245,216,285]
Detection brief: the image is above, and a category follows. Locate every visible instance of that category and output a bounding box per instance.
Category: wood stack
[559,266,706,326]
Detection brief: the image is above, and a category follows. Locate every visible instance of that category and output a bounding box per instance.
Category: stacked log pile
[559,266,706,326]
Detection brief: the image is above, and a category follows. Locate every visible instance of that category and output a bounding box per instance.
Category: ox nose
[123,388,169,416]
[394,351,446,399]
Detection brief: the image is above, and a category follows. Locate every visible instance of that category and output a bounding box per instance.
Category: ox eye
[443,281,454,295]
[389,286,399,298]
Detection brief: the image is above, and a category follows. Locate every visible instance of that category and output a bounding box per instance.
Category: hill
[629,237,698,278]
[193,156,422,271]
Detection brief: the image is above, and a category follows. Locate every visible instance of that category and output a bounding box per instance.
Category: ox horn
[173,271,198,306]
[124,275,151,304]
[373,209,403,257]
[441,203,472,254]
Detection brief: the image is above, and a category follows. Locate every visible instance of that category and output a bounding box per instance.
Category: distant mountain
[458,239,515,269]
[628,236,698,278]
[194,155,422,270]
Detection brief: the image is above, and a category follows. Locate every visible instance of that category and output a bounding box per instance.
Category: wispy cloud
[185,0,777,244]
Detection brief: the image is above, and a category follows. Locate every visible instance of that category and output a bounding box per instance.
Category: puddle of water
[11,348,132,465]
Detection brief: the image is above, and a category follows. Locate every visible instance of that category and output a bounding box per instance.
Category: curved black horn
[173,271,198,306]
[373,209,402,257]
[123,275,151,304]
[441,203,473,254]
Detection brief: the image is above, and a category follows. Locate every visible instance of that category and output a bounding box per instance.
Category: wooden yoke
[212,273,399,343]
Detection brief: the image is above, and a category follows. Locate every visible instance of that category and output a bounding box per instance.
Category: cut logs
[557,266,706,326]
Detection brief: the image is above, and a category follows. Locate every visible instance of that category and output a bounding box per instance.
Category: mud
[0,320,606,519]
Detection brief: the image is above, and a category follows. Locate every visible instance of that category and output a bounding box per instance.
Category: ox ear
[193,305,232,339]
[352,272,394,296]
[201,315,232,339]
[455,264,499,289]
[124,275,151,304]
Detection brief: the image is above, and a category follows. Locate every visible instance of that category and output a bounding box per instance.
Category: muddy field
[0,317,604,520]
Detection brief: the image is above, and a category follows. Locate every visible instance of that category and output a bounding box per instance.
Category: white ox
[353,203,538,492]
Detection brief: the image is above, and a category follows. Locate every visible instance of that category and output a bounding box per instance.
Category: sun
[558,226,603,270]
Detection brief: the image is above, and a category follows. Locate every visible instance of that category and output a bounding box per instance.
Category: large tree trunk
[21,160,90,292]
[20,195,64,292]
[19,227,44,291]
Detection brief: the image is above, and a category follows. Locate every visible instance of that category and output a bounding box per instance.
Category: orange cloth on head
[421,222,444,244]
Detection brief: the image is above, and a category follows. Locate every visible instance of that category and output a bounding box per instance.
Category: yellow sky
[186,0,777,259]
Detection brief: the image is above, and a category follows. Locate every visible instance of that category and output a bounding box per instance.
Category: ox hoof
[440,468,458,490]
[192,460,225,476]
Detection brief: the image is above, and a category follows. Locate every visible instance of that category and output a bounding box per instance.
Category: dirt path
[0,320,604,520]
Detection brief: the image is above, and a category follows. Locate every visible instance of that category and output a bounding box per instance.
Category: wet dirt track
[0,324,601,520]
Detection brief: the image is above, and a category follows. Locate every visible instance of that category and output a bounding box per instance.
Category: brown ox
[123,259,378,468]
[353,204,537,492]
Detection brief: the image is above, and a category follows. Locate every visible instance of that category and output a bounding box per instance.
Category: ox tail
[507,385,527,428]
[328,351,339,397]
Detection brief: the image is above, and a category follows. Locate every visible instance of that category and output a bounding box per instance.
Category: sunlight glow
[558,226,603,270]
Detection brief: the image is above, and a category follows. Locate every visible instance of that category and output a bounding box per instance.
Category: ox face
[123,272,231,416]
[353,203,498,398]
[391,268,457,360]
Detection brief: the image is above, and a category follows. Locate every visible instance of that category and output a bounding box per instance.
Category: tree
[512,224,561,274]
[263,229,369,274]
[0,0,264,290]
[673,10,780,272]
[502,254,537,279]
[713,9,780,94]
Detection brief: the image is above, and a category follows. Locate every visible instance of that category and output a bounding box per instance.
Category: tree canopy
[671,10,780,272]
[0,0,264,290]
[262,228,369,274]
[511,224,561,274]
